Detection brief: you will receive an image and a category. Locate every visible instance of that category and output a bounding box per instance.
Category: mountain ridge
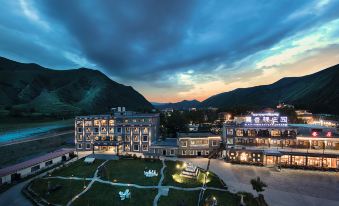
[0,57,153,117]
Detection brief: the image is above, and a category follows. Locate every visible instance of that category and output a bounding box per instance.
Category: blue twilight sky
[1,0,339,102]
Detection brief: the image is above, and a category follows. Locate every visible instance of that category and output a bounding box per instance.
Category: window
[94,120,100,126]
[181,141,187,147]
[78,143,82,149]
[271,130,281,137]
[133,135,139,142]
[133,128,139,133]
[101,136,106,141]
[94,127,99,133]
[125,127,131,133]
[77,135,83,141]
[125,144,130,151]
[85,127,92,133]
[77,127,83,133]
[142,135,148,142]
[86,143,91,149]
[211,140,218,146]
[248,130,256,137]
[95,136,99,141]
[110,136,114,141]
[101,120,107,126]
[182,150,187,155]
[190,139,208,146]
[85,135,91,141]
[133,144,139,151]
[142,144,148,151]
[142,127,149,134]
[31,165,40,172]
[84,121,92,126]
[45,160,53,167]
[101,127,107,133]
[190,150,195,155]
[109,120,114,126]
[236,129,244,136]
[170,149,174,155]
[117,127,122,133]
[76,120,83,127]
[205,151,209,155]
[125,135,131,142]
[227,129,233,135]
[109,127,114,133]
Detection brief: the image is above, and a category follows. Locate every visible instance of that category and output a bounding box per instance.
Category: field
[28,158,260,206]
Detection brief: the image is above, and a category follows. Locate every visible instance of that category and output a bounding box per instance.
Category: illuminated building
[223,112,339,170]
[74,107,160,154]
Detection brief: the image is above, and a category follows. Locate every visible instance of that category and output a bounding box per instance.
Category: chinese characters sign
[245,113,288,126]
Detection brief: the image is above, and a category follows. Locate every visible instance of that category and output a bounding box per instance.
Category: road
[180,158,339,206]
[0,130,73,147]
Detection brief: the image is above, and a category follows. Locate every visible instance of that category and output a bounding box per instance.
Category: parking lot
[182,158,339,206]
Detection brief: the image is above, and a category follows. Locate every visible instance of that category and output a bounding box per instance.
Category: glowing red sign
[326,132,332,137]
[311,131,318,137]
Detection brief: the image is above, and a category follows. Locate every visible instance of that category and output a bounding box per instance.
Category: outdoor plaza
[23,155,262,206]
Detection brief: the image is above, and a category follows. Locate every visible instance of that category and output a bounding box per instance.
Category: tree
[250,177,267,195]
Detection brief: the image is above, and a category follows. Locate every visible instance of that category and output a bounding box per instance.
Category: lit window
[182,141,187,147]
[236,129,244,136]
[133,135,139,142]
[125,135,131,142]
[109,120,114,126]
[142,144,148,151]
[94,120,100,126]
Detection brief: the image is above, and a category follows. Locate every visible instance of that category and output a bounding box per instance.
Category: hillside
[0,57,153,117]
[201,64,339,114]
[153,100,200,110]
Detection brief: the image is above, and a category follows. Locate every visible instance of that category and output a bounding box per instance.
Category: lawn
[163,160,225,188]
[100,158,163,186]
[158,189,240,206]
[72,182,157,206]
[30,178,89,205]
[158,189,200,206]
[51,159,105,178]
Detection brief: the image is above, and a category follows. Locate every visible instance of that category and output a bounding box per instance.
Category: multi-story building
[177,132,221,157]
[222,112,339,170]
[75,107,160,154]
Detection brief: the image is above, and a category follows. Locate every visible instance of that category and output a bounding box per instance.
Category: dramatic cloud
[0,0,339,102]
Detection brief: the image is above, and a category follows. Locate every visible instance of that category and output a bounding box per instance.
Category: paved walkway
[181,158,339,206]
[153,159,166,206]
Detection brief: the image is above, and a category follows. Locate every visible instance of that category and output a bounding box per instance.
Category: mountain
[153,100,200,110]
[200,64,339,114]
[0,57,153,117]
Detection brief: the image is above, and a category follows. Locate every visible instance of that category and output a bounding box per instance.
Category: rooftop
[151,138,178,147]
[177,132,220,138]
[0,148,74,177]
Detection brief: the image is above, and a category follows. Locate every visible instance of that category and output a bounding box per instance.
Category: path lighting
[176,164,180,169]
[183,162,187,168]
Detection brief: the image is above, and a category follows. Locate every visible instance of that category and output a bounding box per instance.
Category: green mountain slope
[153,100,201,110]
[200,64,339,114]
[0,57,153,116]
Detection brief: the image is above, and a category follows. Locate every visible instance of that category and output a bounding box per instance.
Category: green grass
[158,189,240,206]
[163,161,225,188]
[30,178,89,205]
[51,159,105,178]
[72,182,157,206]
[203,190,240,206]
[158,189,200,206]
[100,159,163,186]
[0,133,73,168]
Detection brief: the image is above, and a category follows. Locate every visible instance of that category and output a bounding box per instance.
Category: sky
[1,0,339,103]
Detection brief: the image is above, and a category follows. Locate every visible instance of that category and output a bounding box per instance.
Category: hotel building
[75,107,160,154]
[223,112,339,170]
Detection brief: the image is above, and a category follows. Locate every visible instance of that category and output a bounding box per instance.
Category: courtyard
[25,157,262,206]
